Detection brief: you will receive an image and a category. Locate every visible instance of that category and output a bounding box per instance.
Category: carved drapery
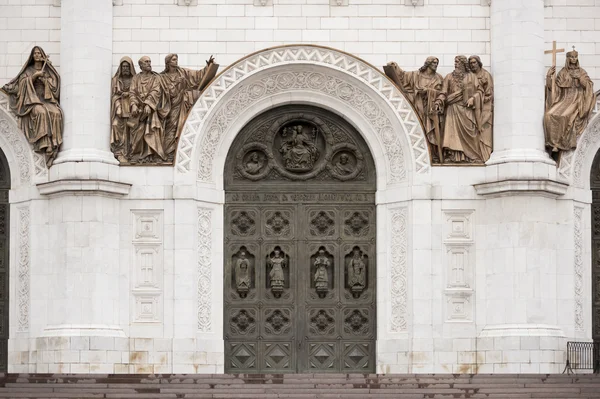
[197,208,213,332]
[176,45,430,182]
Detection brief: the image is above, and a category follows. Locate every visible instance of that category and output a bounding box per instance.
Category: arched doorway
[0,147,9,371]
[591,150,600,351]
[223,105,377,373]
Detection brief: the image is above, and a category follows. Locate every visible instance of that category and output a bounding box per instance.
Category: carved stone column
[486,0,554,168]
[54,0,117,165]
[31,0,131,361]
[473,0,569,374]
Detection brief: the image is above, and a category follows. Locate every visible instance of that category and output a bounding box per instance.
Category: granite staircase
[0,373,599,398]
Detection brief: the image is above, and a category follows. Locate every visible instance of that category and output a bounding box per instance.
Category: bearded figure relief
[385,54,495,165]
[110,53,218,164]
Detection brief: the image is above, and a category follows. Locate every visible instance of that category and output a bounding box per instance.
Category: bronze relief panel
[224,105,376,373]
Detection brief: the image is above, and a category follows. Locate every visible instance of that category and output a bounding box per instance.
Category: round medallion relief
[236,143,273,181]
[328,143,364,181]
[267,114,334,181]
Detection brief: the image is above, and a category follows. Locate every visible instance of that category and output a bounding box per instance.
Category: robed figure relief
[267,247,286,298]
[313,248,330,298]
[1,46,63,166]
[469,55,494,161]
[347,247,366,298]
[110,57,137,163]
[235,250,251,298]
[129,56,171,163]
[279,125,320,172]
[544,50,595,154]
[385,57,444,162]
[160,54,218,161]
[435,56,488,163]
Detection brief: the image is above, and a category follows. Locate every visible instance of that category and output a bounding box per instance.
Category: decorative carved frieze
[574,206,584,332]
[389,207,408,332]
[131,210,164,323]
[197,208,213,332]
[17,206,30,332]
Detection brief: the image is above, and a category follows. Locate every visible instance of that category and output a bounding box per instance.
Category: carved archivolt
[389,207,408,332]
[559,100,599,187]
[176,45,430,183]
[197,207,213,332]
[0,93,47,185]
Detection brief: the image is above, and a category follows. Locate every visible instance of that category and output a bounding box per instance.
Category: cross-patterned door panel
[224,104,376,373]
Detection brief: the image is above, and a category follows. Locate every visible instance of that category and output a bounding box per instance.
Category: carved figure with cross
[545,41,565,102]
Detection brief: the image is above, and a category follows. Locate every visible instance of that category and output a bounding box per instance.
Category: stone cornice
[37,179,131,198]
[473,179,568,198]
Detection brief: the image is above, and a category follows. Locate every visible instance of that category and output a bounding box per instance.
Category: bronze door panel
[224,105,376,373]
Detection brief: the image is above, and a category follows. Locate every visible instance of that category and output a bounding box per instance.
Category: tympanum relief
[110,54,218,164]
[1,46,63,166]
[224,105,376,373]
[385,54,494,164]
[544,47,595,159]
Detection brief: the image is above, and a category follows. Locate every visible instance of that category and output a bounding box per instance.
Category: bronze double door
[224,198,376,373]
[223,104,377,373]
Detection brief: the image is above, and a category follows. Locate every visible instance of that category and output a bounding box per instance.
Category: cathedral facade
[0,0,599,374]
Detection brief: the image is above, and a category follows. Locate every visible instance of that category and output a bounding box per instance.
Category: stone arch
[180,46,416,371]
[560,106,600,189]
[174,45,431,189]
[0,93,47,188]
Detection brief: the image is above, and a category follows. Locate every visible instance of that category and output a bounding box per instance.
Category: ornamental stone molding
[176,45,430,186]
[389,207,408,333]
[574,206,584,332]
[17,205,31,332]
[197,207,213,332]
[561,109,600,189]
[0,93,47,186]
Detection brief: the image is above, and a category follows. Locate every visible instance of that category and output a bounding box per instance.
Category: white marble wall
[0,0,598,374]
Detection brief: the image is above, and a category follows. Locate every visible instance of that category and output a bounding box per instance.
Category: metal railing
[563,341,600,374]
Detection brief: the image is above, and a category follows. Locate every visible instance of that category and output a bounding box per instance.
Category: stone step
[0,374,598,398]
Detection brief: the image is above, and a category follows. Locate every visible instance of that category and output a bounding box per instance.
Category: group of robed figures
[110,54,219,164]
[385,49,596,165]
[385,55,494,164]
[0,45,596,168]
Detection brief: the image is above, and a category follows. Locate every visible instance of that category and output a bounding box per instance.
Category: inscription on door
[224,105,376,373]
